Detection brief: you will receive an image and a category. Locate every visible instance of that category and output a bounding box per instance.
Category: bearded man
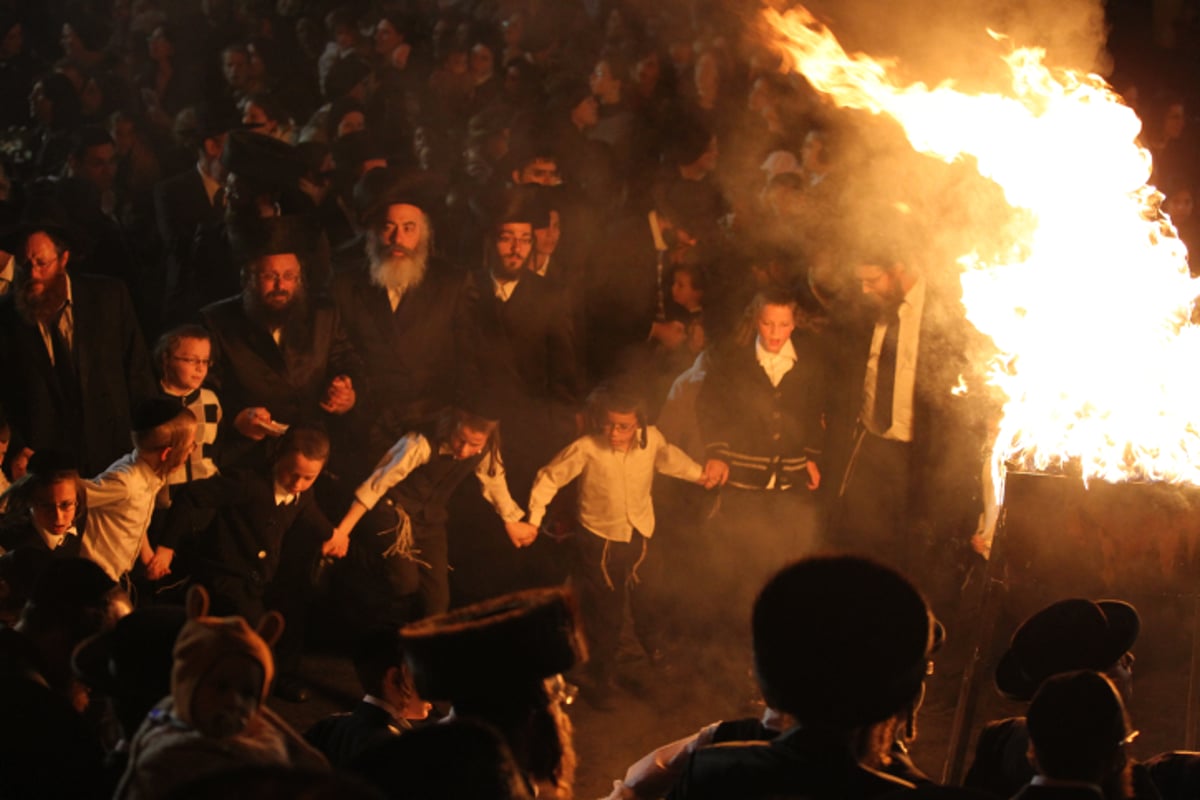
[0,221,154,474]
[449,187,580,602]
[332,169,466,465]
[201,215,361,468]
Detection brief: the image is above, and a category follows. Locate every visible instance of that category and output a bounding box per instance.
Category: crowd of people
[0,0,1198,797]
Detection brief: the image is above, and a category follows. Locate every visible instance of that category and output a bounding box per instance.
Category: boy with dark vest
[327,405,536,620]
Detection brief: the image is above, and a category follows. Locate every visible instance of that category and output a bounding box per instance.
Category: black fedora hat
[0,183,94,257]
[229,214,314,265]
[995,598,1140,701]
[401,587,587,701]
[221,130,306,191]
[353,166,443,228]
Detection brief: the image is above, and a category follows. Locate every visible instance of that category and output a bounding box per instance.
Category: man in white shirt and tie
[833,250,986,585]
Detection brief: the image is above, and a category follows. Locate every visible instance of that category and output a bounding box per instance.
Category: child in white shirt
[526,385,718,708]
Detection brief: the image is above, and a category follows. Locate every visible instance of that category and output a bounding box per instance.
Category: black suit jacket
[162,467,332,587]
[200,294,363,431]
[667,727,916,800]
[827,279,990,539]
[154,168,232,326]
[0,273,155,475]
[330,262,464,453]
[304,700,403,769]
[0,520,82,559]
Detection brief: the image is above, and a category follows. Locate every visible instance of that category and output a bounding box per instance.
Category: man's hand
[322,525,352,558]
[146,546,174,581]
[702,459,730,489]
[320,375,356,414]
[234,407,282,440]
[805,460,821,491]
[505,520,538,548]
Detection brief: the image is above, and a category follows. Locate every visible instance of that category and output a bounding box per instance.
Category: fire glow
[765,5,1200,500]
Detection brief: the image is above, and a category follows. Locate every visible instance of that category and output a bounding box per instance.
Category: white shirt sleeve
[526,437,590,528]
[475,456,525,522]
[649,427,704,483]
[353,433,433,510]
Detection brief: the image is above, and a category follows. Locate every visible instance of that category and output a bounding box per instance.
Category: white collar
[273,483,298,506]
[755,335,797,363]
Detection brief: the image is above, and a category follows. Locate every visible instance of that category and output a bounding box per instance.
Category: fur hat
[170,585,283,727]
[995,599,1139,702]
[752,555,938,729]
[401,588,586,700]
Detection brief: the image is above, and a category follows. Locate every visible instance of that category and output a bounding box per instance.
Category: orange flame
[765,7,1200,518]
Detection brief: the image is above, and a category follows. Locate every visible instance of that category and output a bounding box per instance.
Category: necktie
[874,308,900,433]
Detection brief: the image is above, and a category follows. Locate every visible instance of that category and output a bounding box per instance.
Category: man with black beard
[450,187,581,602]
[201,215,361,468]
[0,220,154,475]
[331,168,465,468]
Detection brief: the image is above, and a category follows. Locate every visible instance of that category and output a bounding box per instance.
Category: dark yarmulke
[132,397,188,433]
[26,449,78,476]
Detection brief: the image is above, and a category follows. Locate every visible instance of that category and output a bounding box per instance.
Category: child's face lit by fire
[449,424,489,460]
[601,410,639,451]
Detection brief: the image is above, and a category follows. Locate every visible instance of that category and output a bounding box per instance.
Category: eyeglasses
[602,421,638,433]
[171,356,213,367]
[33,499,77,514]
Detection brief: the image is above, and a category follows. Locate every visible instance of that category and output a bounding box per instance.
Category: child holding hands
[525,385,720,708]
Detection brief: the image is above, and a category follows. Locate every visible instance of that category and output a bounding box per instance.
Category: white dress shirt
[36,522,77,551]
[863,277,925,442]
[492,275,518,302]
[527,426,704,542]
[355,433,524,522]
[755,335,797,387]
[80,452,165,580]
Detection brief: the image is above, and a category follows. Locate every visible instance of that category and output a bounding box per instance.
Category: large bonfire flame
[765,5,1200,504]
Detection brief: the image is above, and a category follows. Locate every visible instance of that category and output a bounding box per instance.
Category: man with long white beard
[0,217,155,475]
[332,168,465,469]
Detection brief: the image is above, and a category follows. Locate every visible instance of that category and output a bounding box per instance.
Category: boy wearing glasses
[154,324,222,486]
[525,385,720,709]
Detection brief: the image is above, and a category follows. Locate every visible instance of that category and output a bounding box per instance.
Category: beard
[367,232,429,295]
[244,281,308,331]
[14,271,68,326]
[485,244,532,282]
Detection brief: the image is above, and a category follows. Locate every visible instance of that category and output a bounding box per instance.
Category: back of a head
[1027,670,1131,783]
[20,557,121,641]
[752,555,934,730]
[352,627,405,698]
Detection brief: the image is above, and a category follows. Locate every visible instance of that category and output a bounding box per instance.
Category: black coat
[698,334,830,490]
[826,279,990,540]
[667,727,916,800]
[0,273,155,475]
[330,262,464,454]
[161,468,332,589]
[154,167,232,326]
[200,294,363,430]
[0,520,82,559]
[304,700,404,769]
[456,270,580,479]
